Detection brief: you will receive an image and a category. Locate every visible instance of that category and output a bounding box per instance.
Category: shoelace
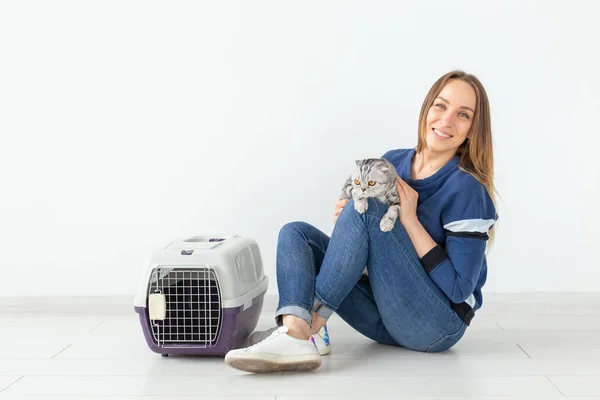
[264,326,287,340]
[243,326,286,350]
[259,326,279,341]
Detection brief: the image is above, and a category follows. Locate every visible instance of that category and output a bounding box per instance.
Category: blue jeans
[275,198,467,352]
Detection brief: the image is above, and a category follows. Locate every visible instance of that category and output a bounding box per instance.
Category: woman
[225,70,498,373]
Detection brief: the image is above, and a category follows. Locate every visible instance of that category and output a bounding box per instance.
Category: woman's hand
[396,177,419,226]
[333,198,349,223]
[395,176,439,258]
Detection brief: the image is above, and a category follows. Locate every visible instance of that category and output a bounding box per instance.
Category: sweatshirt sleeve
[419,181,497,305]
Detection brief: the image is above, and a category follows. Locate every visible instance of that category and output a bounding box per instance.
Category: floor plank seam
[516,343,532,358]
[493,319,506,330]
[545,375,566,396]
[89,321,106,333]
[50,344,71,359]
[0,376,23,394]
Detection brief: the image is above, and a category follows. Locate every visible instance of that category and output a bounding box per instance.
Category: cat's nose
[362,188,366,192]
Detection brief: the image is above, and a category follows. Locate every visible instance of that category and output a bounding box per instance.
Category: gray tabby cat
[340,158,401,232]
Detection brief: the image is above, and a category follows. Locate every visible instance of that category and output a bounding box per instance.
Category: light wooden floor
[0,293,599,399]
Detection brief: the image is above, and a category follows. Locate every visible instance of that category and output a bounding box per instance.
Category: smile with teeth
[433,128,452,139]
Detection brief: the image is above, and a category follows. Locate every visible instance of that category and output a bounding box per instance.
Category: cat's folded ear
[355,160,362,166]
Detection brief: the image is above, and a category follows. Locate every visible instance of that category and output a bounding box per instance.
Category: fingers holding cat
[395,177,419,226]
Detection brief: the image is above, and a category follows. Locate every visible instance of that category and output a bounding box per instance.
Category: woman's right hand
[333,198,349,223]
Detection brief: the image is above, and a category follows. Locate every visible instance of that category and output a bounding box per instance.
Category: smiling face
[424,79,477,156]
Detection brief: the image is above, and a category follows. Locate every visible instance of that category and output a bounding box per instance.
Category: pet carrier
[134,235,269,357]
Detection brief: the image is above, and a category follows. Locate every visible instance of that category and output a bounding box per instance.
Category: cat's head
[351,158,396,198]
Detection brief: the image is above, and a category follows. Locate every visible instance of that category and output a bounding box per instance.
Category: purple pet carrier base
[134,294,265,357]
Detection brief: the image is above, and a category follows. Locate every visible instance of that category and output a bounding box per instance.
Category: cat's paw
[354,199,368,214]
[380,217,395,232]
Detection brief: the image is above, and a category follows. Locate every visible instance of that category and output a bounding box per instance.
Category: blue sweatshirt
[382,148,497,312]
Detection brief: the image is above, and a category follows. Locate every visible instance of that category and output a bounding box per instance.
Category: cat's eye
[354,179,360,185]
[368,181,376,186]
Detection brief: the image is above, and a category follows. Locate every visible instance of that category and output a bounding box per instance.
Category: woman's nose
[439,112,454,126]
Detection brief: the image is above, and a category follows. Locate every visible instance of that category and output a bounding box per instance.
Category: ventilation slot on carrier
[147,267,221,347]
[235,247,255,283]
[249,243,263,279]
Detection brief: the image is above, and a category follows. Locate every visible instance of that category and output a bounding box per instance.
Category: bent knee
[343,198,390,220]
[279,221,308,237]
[278,221,323,242]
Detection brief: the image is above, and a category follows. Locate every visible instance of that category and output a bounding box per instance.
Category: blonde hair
[416,70,499,247]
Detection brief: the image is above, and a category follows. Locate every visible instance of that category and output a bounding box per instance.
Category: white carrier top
[134,235,268,310]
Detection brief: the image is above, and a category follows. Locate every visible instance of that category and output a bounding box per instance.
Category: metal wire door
[147,267,221,347]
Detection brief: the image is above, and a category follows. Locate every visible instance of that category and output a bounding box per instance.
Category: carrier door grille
[147,267,221,347]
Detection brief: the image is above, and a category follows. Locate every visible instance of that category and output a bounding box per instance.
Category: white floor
[0,293,599,399]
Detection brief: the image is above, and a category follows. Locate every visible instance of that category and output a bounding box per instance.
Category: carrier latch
[148,292,167,320]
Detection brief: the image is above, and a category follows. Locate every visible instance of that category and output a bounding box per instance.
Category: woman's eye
[368,181,376,186]
[354,179,360,185]
[435,103,446,109]
[459,112,470,119]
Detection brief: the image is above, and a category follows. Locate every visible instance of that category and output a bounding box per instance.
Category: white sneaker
[225,326,321,373]
[249,325,331,356]
[311,325,331,356]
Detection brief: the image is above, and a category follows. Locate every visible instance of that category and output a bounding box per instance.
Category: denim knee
[341,198,389,222]
[279,221,318,241]
[425,324,467,353]
[279,221,302,239]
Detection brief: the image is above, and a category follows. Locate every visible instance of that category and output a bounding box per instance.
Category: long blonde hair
[416,70,499,247]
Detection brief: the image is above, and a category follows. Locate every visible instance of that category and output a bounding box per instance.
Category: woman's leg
[273,221,326,339]
[334,278,398,346]
[225,220,397,373]
[274,221,397,345]
[312,198,467,352]
[225,198,467,372]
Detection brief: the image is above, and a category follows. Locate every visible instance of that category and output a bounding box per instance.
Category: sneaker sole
[246,345,331,356]
[318,346,331,356]
[225,353,322,373]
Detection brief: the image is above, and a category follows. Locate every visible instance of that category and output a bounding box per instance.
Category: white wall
[1,0,598,297]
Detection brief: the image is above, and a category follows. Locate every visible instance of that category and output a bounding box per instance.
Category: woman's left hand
[396,177,419,226]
